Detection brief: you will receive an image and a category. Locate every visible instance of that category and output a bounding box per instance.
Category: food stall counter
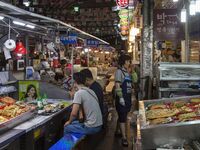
[0,99,72,150]
[139,95,200,149]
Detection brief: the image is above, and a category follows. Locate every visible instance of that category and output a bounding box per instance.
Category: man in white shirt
[64,72,103,135]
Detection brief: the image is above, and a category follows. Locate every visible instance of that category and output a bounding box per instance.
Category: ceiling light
[181,9,186,23]
[74,6,79,12]
[26,24,35,29]
[84,48,89,53]
[17,53,23,57]
[76,46,83,49]
[105,51,110,54]
[0,16,4,20]
[23,1,30,7]
[13,21,25,26]
[190,0,196,15]
[173,0,178,2]
[196,0,200,12]
[128,6,134,9]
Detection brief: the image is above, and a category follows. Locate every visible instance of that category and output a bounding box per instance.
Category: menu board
[154,9,184,41]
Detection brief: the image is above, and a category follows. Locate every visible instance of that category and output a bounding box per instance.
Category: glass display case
[158,63,200,98]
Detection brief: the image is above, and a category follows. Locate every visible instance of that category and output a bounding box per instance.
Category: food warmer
[139,95,200,149]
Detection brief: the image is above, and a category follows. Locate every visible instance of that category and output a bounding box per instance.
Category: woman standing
[115,54,132,147]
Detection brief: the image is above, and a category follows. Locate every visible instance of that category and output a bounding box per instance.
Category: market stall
[0,1,114,150]
[0,98,72,150]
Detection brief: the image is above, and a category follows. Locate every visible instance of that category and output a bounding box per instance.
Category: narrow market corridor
[95,109,135,150]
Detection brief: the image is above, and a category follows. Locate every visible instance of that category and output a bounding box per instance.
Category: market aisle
[95,109,135,150]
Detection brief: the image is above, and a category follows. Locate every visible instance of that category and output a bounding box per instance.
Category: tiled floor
[95,109,136,150]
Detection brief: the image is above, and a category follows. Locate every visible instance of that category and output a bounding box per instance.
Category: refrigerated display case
[158,63,200,98]
[138,95,200,149]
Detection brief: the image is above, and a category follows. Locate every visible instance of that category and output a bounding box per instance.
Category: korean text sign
[153,9,184,41]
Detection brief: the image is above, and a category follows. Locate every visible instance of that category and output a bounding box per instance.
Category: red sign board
[116,0,129,8]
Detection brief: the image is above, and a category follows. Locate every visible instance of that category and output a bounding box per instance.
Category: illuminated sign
[116,0,129,8]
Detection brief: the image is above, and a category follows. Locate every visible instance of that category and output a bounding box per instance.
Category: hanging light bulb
[190,0,196,15]
[181,9,186,23]
[14,41,27,55]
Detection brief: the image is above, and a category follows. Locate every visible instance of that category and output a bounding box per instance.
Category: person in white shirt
[64,72,103,135]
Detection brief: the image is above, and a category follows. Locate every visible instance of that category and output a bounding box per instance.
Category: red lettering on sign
[116,0,129,8]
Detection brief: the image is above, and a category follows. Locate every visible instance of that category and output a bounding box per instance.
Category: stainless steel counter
[139,95,200,149]
[0,99,72,149]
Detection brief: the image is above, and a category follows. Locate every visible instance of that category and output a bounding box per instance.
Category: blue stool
[49,133,85,150]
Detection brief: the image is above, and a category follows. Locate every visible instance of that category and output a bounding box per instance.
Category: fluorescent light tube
[181,9,186,23]
[173,0,178,2]
[26,24,35,29]
[0,16,4,20]
[196,0,200,13]
[13,21,25,26]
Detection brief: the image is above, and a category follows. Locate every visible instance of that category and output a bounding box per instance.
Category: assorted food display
[146,98,200,125]
[37,103,65,115]
[0,97,34,124]
[0,96,66,124]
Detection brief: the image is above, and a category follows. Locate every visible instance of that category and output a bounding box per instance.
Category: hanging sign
[116,0,129,8]
[118,9,129,18]
[60,34,77,45]
[120,19,129,25]
[86,39,99,47]
[154,9,184,40]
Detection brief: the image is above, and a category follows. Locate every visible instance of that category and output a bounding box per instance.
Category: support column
[140,0,154,99]
[23,35,29,80]
[185,0,190,63]
[25,35,29,66]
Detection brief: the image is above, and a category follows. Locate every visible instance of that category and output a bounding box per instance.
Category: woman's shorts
[117,111,128,123]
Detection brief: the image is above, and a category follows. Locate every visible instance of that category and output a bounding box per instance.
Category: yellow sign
[34,128,41,139]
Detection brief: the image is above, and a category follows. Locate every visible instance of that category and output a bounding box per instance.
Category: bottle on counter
[37,97,43,110]
[42,94,48,105]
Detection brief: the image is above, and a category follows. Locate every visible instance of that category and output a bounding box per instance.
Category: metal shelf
[160,78,200,81]
[1,81,17,86]
[159,88,200,92]
[0,90,17,95]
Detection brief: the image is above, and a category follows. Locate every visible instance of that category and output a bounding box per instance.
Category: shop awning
[0,1,110,45]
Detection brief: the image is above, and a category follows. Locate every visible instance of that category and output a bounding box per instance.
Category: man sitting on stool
[64,72,103,135]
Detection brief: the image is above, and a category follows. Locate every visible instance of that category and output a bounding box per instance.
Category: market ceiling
[0,0,112,46]
[154,0,183,9]
[10,0,118,45]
